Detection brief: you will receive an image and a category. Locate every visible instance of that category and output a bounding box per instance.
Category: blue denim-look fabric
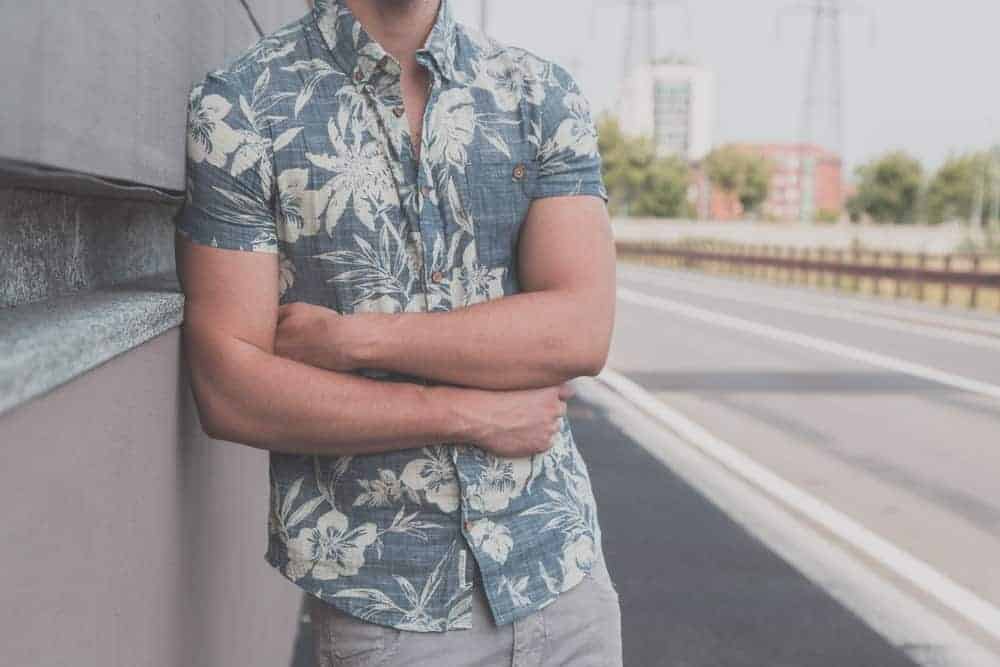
[175,0,610,632]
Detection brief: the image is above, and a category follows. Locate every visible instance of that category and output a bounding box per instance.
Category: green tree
[925,151,993,225]
[631,155,692,218]
[704,145,772,216]
[596,113,691,218]
[847,150,924,224]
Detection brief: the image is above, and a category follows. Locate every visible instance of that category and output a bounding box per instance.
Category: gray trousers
[307,549,623,666]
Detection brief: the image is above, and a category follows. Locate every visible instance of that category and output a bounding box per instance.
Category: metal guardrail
[616,239,1000,310]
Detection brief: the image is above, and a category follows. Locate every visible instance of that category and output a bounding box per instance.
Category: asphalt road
[289,260,1000,665]
[610,261,1000,659]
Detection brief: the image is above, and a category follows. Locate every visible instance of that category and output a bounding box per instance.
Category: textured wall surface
[0,0,309,191]
[0,187,179,309]
[0,328,301,667]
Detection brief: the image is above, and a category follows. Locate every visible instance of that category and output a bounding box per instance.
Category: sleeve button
[512,163,526,180]
[430,270,444,284]
[392,105,405,117]
[353,68,365,83]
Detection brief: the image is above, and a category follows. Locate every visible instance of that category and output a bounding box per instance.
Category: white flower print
[354,469,410,507]
[538,81,601,169]
[449,243,506,307]
[471,52,546,112]
[287,508,377,581]
[467,452,532,513]
[401,447,460,513]
[559,533,595,592]
[468,518,513,564]
[277,168,324,243]
[186,87,242,168]
[423,87,476,171]
[352,294,402,313]
[497,574,532,607]
[306,114,399,232]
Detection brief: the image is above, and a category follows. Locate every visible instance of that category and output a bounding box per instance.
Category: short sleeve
[174,72,278,253]
[530,64,609,204]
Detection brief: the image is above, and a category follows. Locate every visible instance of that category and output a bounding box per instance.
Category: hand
[458,382,575,458]
[275,302,356,371]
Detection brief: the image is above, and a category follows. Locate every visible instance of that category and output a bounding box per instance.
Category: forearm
[188,331,478,456]
[351,288,611,390]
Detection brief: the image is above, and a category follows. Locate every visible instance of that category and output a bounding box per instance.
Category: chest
[270,71,541,314]
[400,67,431,163]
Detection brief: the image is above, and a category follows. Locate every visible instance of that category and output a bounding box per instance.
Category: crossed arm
[176,194,615,456]
[274,195,617,390]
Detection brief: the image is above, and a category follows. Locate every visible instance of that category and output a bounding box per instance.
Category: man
[173,0,620,663]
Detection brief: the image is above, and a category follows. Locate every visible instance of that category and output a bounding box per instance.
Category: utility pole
[777,0,874,223]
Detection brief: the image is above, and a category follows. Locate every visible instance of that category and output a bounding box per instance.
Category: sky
[451,0,999,173]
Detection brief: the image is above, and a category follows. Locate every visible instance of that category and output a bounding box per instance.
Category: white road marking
[594,367,1000,646]
[576,374,1000,666]
[619,262,1000,336]
[617,286,1000,402]
[619,266,1000,350]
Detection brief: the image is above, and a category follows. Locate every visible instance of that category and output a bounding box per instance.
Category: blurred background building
[616,58,716,162]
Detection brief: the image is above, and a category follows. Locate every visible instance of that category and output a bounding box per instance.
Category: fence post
[850,249,861,292]
[894,252,904,298]
[942,255,952,305]
[916,253,926,301]
[872,251,882,296]
[970,255,980,309]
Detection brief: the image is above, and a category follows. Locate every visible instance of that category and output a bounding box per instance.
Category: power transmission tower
[591,0,691,80]
[778,0,874,222]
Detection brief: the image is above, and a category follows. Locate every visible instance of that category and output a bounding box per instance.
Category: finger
[557,382,575,400]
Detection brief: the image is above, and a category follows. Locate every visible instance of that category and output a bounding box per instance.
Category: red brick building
[690,143,844,222]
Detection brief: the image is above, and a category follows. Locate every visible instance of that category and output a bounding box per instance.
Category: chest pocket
[464,155,539,269]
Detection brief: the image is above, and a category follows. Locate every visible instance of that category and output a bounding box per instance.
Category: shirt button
[392,105,405,117]
[421,185,432,197]
[464,519,472,531]
[512,163,526,180]
[353,68,365,83]
[431,270,444,284]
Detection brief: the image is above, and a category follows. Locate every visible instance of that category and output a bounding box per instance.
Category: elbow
[194,387,238,442]
[187,365,248,444]
[578,345,610,377]
[567,331,612,378]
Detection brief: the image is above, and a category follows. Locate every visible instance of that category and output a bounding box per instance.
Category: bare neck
[342,0,441,71]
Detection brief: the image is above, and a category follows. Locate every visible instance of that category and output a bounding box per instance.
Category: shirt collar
[313,0,458,85]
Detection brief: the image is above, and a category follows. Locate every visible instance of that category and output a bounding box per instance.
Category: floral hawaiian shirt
[174,0,610,632]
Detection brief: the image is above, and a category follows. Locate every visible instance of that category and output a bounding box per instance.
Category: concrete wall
[0,328,301,667]
[0,0,308,191]
[0,5,311,662]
